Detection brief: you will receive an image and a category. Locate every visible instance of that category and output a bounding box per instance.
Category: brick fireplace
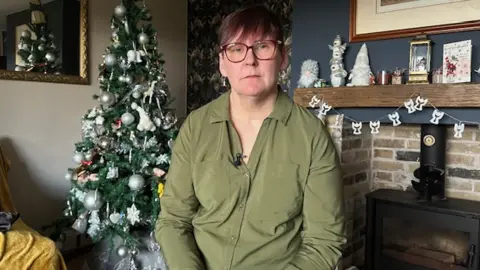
[322,114,480,269]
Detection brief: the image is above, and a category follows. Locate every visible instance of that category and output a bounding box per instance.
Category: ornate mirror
[0,0,88,84]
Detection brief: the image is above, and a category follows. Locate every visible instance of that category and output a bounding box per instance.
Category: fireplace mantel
[293,83,480,108]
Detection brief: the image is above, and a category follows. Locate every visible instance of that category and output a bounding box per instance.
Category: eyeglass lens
[225,41,277,62]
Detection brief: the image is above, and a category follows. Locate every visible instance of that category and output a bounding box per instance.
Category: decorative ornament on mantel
[308,93,478,139]
[328,35,348,87]
[297,59,319,88]
[347,43,373,86]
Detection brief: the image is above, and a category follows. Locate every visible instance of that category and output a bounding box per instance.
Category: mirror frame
[0,0,89,85]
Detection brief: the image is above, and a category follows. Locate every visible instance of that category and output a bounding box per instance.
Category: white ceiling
[0,0,55,31]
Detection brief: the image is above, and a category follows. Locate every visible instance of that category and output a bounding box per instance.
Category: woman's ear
[219,53,228,77]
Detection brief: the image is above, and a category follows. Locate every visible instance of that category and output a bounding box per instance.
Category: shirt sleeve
[155,114,205,270]
[285,121,347,270]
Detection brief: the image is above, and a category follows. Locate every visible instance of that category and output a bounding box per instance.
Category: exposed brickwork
[371,123,480,198]
[322,115,371,268]
[320,115,480,269]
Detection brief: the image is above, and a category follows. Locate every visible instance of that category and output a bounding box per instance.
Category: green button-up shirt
[155,89,346,270]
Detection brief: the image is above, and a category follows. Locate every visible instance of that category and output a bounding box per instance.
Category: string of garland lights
[308,92,480,139]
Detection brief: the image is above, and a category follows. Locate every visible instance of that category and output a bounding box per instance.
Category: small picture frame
[407,35,432,84]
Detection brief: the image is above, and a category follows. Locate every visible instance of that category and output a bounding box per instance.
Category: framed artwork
[349,0,480,42]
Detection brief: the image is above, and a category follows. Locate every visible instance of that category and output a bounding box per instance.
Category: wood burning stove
[411,124,447,202]
[365,124,480,270]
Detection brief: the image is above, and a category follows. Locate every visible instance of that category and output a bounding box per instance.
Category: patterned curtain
[187,0,293,113]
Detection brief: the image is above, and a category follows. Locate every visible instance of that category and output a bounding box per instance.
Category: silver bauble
[114,4,126,17]
[21,30,31,38]
[105,53,117,66]
[98,76,106,83]
[119,75,126,82]
[137,33,149,45]
[50,43,56,49]
[38,44,45,51]
[72,213,88,233]
[45,52,56,62]
[73,152,84,164]
[15,66,25,72]
[124,74,133,84]
[83,190,103,211]
[132,91,141,99]
[98,136,112,149]
[41,36,47,42]
[117,245,129,257]
[128,174,145,191]
[84,151,94,161]
[162,112,177,130]
[99,91,115,106]
[121,112,135,126]
[49,33,55,39]
[112,29,119,39]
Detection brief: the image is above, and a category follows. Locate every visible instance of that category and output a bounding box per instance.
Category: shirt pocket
[254,162,304,221]
[192,160,231,209]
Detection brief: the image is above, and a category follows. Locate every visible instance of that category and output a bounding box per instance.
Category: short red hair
[218,5,284,48]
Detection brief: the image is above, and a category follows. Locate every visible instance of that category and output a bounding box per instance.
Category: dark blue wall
[290,0,480,125]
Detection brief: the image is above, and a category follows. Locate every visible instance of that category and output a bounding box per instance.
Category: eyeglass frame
[219,40,284,63]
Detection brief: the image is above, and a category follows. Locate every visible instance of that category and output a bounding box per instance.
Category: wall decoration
[442,39,472,83]
[349,0,480,42]
[376,0,468,13]
[187,0,293,113]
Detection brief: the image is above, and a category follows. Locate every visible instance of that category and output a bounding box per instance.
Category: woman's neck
[229,89,278,121]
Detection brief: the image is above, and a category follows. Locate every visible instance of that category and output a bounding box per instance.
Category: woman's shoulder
[182,93,228,127]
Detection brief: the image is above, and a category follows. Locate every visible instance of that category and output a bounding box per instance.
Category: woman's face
[219,31,288,98]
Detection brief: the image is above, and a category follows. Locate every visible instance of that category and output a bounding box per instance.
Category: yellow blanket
[0,146,67,270]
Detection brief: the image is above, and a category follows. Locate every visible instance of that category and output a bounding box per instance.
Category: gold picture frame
[349,0,480,42]
[0,0,89,85]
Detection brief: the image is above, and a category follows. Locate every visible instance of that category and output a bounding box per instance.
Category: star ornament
[127,203,141,225]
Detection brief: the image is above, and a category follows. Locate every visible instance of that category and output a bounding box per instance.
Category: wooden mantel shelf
[293,83,480,108]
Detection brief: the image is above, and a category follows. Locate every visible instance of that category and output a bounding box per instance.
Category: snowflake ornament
[127,204,141,225]
[156,154,169,165]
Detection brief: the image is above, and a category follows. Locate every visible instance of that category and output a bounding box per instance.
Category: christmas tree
[55,0,178,267]
[16,0,62,74]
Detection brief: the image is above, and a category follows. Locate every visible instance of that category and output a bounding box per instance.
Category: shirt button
[239,203,245,208]
[231,235,237,240]
[244,173,249,178]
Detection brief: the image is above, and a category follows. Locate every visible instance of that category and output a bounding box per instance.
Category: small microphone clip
[233,153,243,167]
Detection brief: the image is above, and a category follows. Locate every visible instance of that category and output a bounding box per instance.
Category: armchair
[0,145,67,270]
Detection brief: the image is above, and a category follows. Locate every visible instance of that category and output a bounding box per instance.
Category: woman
[155,5,346,270]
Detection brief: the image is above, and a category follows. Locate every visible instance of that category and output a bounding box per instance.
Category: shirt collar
[209,85,293,125]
